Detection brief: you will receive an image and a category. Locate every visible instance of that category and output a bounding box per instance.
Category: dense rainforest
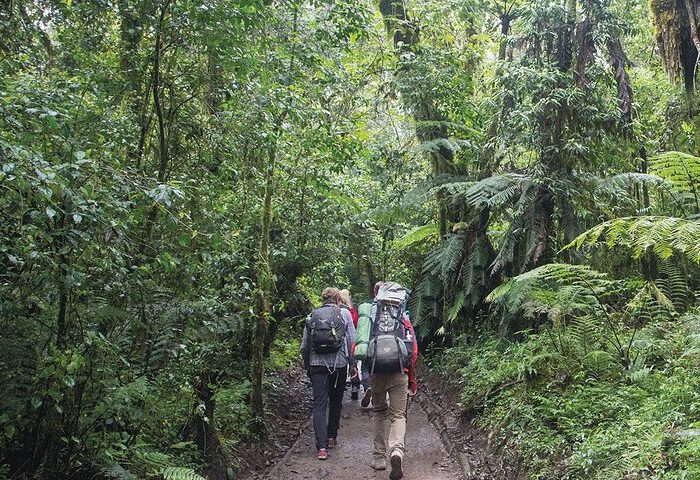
[3,0,700,478]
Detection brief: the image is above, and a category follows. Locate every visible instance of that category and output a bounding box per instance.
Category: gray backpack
[367,282,412,374]
[307,305,345,354]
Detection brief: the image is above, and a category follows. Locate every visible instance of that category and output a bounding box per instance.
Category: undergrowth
[93,319,300,480]
[438,313,700,479]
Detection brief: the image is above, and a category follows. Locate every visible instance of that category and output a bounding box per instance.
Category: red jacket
[349,306,359,328]
[402,313,419,394]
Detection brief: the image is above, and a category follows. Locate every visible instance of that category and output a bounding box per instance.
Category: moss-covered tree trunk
[251,149,275,428]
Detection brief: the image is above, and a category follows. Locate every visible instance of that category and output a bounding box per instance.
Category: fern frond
[422,233,465,278]
[491,183,539,273]
[161,467,206,480]
[412,274,443,337]
[441,234,465,278]
[657,261,691,311]
[564,216,700,263]
[447,290,466,322]
[625,281,676,326]
[650,151,700,211]
[414,138,469,156]
[393,223,438,250]
[434,173,530,211]
[462,236,489,304]
[103,464,136,480]
[487,263,614,318]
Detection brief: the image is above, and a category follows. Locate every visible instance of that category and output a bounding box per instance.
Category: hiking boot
[389,451,403,480]
[351,385,359,400]
[327,438,336,449]
[371,457,386,470]
[317,448,328,460]
[361,387,372,408]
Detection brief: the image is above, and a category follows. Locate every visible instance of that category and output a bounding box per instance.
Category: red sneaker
[327,438,336,449]
[317,448,328,460]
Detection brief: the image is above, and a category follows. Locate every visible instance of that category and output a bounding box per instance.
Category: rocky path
[260,388,464,480]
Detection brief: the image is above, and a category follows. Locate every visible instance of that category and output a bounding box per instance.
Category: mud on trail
[247,382,464,480]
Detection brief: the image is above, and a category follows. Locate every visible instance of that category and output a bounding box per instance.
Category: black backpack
[307,305,345,354]
[368,283,413,373]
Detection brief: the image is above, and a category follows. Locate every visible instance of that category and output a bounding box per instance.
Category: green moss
[648,0,684,82]
[648,0,677,35]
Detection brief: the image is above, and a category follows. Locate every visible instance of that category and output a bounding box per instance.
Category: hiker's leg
[351,362,360,399]
[360,360,370,391]
[387,372,409,456]
[310,369,329,451]
[327,366,347,440]
[371,374,389,460]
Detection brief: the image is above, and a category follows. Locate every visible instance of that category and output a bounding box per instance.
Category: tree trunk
[153,3,168,184]
[138,0,170,256]
[250,124,282,429]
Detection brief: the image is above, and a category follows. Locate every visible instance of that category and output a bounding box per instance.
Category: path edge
[260,417,313,479]
[415,371,474,480]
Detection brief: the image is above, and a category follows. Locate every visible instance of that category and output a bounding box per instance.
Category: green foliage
[650,151,700,214]
[487,263,615,320]
[440,312,700,479]
[566,216,700,263]
[214,381,254,446]
[267,336,302,372]
[392,223,439,250]
[162,467,206,480]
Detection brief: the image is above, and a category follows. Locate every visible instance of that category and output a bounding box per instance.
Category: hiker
[366,281,418,480]
[300,287,357,460]
[339,289,361,399]
[357,281,383,408]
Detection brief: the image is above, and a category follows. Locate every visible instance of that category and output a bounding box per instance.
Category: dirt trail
[259,388,464,480]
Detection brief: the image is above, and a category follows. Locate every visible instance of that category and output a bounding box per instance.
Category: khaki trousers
[371,372,408,460]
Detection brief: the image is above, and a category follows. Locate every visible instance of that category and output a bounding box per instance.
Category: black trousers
[309,366,347,450]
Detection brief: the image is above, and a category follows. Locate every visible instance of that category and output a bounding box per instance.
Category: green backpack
[354,302,373,360]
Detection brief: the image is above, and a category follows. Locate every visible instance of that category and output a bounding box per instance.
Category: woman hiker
[300,287,357,460]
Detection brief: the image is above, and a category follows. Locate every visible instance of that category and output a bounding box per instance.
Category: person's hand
[409,380,418,396]
[350,366,359,379]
